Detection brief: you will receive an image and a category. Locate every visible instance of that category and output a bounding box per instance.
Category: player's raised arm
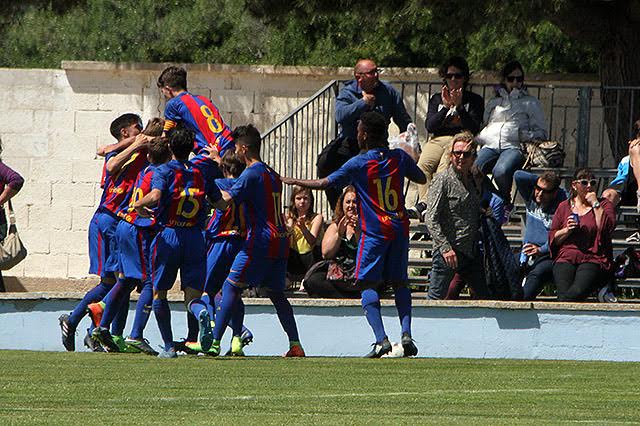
[105,134,151,175]
[281,176,330,190]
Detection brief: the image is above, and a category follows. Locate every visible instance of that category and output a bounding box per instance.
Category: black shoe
[407,202,427,221]
[401,333,418,357]
[125,337,159,356]
[58,314,76,352]
[92,327,120,352]
[83,329,105,352]
[174,340,200,355]
[364,338,392,358]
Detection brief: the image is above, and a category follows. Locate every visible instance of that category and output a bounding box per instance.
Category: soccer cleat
[364,338,392,358]
[198,310,213,352]
[207,340,221,357]
[125,337,158,356]
[227,336,245,356]
[185,341,203,353]
[92,326,120,353]
[174,340,200,355]
[58,314,76,352]
[157,348,178,359]
[241,328,254,347]
[113,335,140,353]
[284,344,306,357]
[86,302,104,328]
[83,329,104,352]
[401,333,418,357]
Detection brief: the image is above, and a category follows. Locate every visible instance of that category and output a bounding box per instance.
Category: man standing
[317,59,412,209]
[286,111,425,358]
[514,170,566,300]
[424,133,489,300]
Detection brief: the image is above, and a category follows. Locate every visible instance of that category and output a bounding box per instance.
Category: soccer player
[134,128,223,358]
[180,149,254,355]
[157,66,234,157]
[58,113,143,352]
[283,111,426,358]
[209,124,304,357]
[88,119,166,354]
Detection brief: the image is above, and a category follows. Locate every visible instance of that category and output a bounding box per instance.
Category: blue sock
[230,299,246,336]
[394,286,412,336]
[111,282,136,336]
[201,293,215,323]
[361,288,386,343]
[186,312,199,342]
[100,279,126,328]
[129,281,153,340]
[188,298,207,319]
[68,279,114,328]
[152,298,173,351]
[268,291,299,342]
[212,281,241,340]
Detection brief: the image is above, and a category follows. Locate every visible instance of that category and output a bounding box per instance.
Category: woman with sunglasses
[475,60,548,206]
[549,169,616,302]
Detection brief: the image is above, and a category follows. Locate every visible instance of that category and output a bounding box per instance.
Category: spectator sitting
[549,168,616,302]
[475,60,548,205]
[603,119,640,217]
[286,186,324,282]
[0,137,25,292]
[514,170,567,300]
[302,186,360,298]
[409,56,484,219]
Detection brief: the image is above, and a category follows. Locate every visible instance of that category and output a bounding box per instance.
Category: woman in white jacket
[475,61,548,203]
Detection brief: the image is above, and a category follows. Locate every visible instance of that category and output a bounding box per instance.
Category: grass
[1,351,640,425]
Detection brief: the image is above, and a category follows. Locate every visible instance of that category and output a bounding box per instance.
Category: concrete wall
[0,62,601,280]
[2,296,639,361]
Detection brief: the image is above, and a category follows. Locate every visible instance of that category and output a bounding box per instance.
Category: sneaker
[157,348,178,359]
[125,337,158,356]
[58,314,76,352]
[401,333,418,357]
[407,202,427,221]
[83,329,104,352]
[198,310,213,352]
[597,286,618,303]
[92,326,120,352]
[241,327,254,347]
[113,335,140,353]
[284,344,306,357]
[364,338,392,358]
[86,303,104,328]
[626,231,640,243]
[228,336,245,356]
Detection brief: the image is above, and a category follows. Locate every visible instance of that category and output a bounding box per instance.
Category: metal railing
[262,79,640,218]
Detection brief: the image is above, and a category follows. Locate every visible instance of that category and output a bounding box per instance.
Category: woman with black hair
[409,56,484,219]
[475,60,548,205]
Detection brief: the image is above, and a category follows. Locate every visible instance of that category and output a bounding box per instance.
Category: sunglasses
[445,72,465,80]
[506,75,525,83]
[451,150,474,158]
[575,179,597,187]
[534,184,557,194]
[357,68,379,77]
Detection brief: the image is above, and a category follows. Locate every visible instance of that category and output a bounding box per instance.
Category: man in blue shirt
[317,59,412,209]
[514,170,567,300]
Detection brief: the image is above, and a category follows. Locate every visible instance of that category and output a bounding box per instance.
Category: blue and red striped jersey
[151,159,222,228]
[227,162,289,259]
[327,148,423,239]
[100,150,149,216]
[119,164,162,228]
[206,178,246,239]
[163,92,234,156]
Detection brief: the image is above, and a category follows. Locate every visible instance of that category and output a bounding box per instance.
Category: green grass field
[2,351,639,425]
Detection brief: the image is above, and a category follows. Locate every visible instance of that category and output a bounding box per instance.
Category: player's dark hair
[333,185,356,224]
[142,117,165,137]
[359,111,388,148]
[288,185,316,221]
[220,149,245,178]
[168,129,194,160]
[157,66,187,91]
[148,137,171,165]
[109,113,141,141]
[231,124,261,155]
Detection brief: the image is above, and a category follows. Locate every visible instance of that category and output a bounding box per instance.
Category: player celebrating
[157,66,234,157]
[283,111,426,358]
[134,129,223,358]
[210,124,304,357]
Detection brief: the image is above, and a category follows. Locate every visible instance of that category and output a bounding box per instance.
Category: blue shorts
[354,234,409,283]
[116,220,155,281]
[225,247,287,292]
[151,227,206,292]
[88,210,119,278]
[204,236,244,295]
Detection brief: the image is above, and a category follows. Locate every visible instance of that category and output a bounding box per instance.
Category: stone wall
[0,62,600,280]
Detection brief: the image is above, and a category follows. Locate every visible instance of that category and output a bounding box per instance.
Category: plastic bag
[389,123,420,161]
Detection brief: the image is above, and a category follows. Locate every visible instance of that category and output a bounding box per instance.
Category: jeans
[522,256,554,300]
[475,147,525,201]
[428,247,489,300]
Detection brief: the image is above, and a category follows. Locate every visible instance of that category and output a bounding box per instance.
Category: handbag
[0,200,27,270]
[522,140,565,169]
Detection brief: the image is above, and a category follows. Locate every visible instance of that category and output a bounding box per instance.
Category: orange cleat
[284,344,306,357]
[87,302,104,328]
